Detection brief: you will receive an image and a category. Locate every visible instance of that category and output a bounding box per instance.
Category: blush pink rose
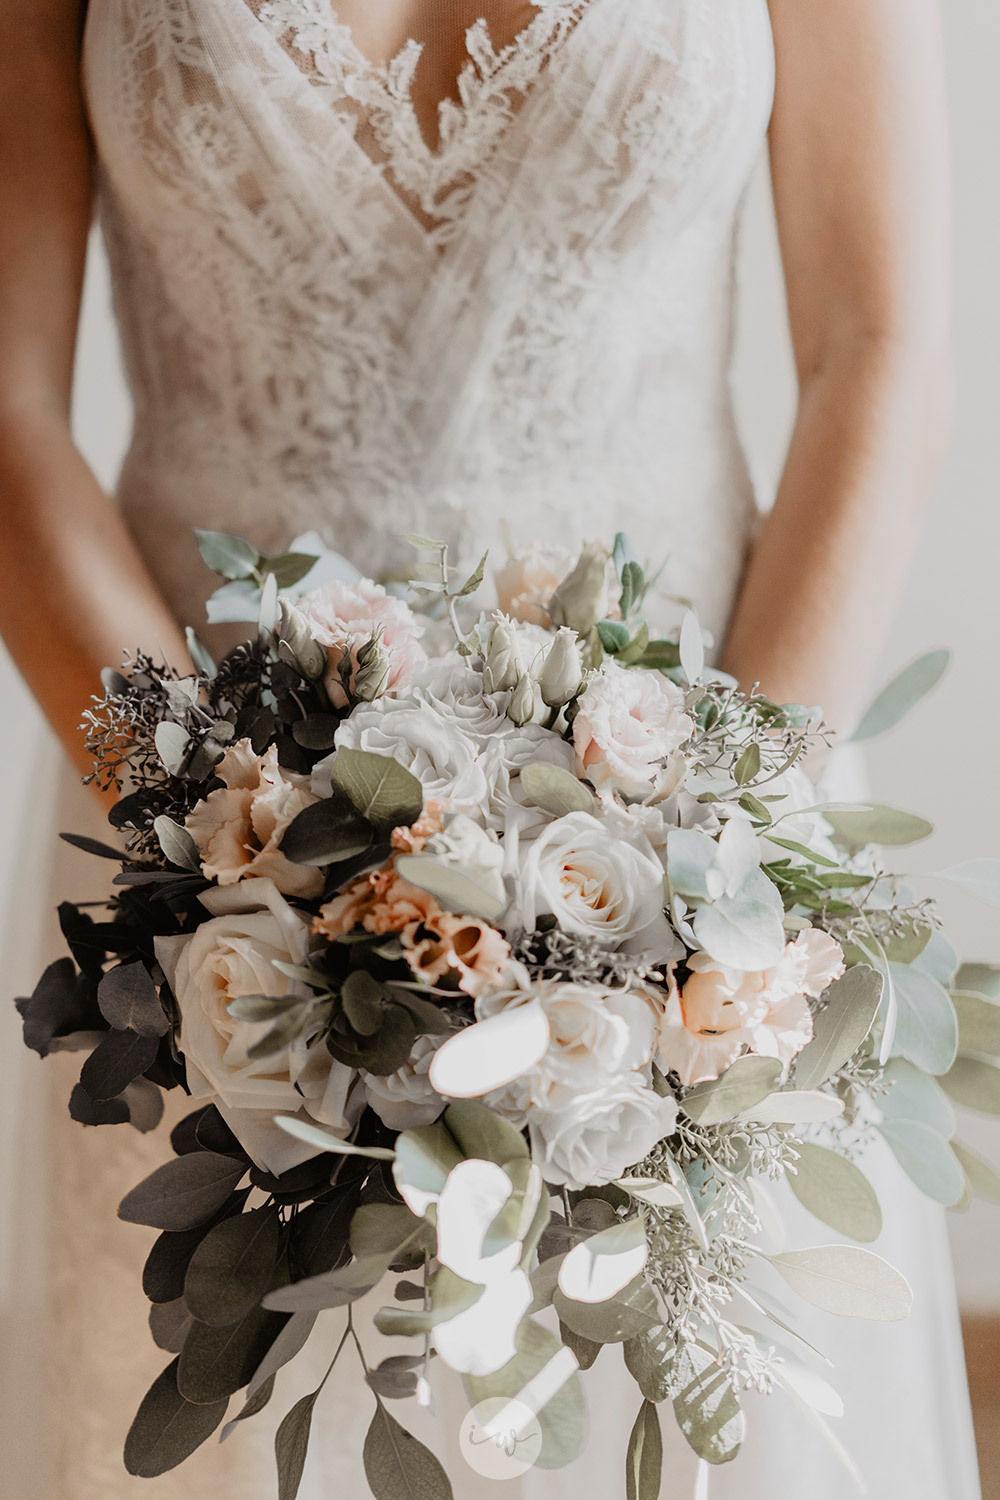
[296,577,427,708]
[573,661,694,798]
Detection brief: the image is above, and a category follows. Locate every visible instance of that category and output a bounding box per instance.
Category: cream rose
[513,807,679,959]
[155,879,358,1175]
[185,740,323,899]
[528,1076,680,1190]
[495,543,575,627]
[573,661,694,798]
[362,1034,448,1130]
[295,576,427,708]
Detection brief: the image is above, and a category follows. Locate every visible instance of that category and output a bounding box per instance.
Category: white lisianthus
[361,1034,447,1130]
[573,661,694,798]
[514,807,680,959]
[333,655,508,811]
[528,1076,679,1190]
[154,879,358,1175]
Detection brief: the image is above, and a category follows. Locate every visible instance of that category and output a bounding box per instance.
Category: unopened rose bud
[547,541,611,636]
[351,628,392,702]
[277,600,326,680]
[540,629,584,708]
[484,619,523,694]
[507,671,538,727]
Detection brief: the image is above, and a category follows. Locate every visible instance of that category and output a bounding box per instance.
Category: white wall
[2,0,998,1306]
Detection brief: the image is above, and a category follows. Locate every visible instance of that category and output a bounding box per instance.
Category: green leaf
[220,1376,276,1443]
[734,744,761,786]
[793,967,884,1089]
[227,994,302,1024]
[246,1312,319,1403]
[876,1120,965,1206]
[177,1305,287,1403]
[331,749,424,832]
[456,551,489,599]
[954,991,1000,1057]
[598,620,632,654]
[263,551,320,591]
[281,795,372,867]
[445,1100,530,1168]
[291,716,341,751]
[849,649,950,743]
[367,1356,424,1401]
[519,761,595,817]
[393,1120,464,1217]
[80,1027,161,1101]
[149,1299,194,1355]
[154,815,202,872]
[619,561,645,620]
[635,640,681,672]
[554,1275,659,1345]
[935,860,1000,907]
[119,1153,248,1232]
[953,1141,1000,1203]
[155,721,191,777]
[465,1317,585,1471]
[124,1357,229,1477]
[351,1202,431,1262]
[941,1054,1000,1115]
[626,1400,662,1500]
[788,1143,883,1243]
[184,1206,281,1326]
[890,964,958,1075]
[956,963,1000,1000]
[341,970,387,1034]
[624,1324,674,1404]
[394,854,506,923]
[98,961,169,1037]
[618,624,651,667]
[246,1005,315,1062]
[883,920,934,965]
[682,1056,783,1126]
[364,1404,454,1500]
[275,1390,319,1500]
[195,528,260,579]
[767,1246,912,1320]
[880,1057,956,1138]
[825,806,934,849]
[671,1343,744,1465]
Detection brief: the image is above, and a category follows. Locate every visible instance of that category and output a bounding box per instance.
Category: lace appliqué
[254,0,592,243]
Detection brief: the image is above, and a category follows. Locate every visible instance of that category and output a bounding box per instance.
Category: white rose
[333,655,508,812]
[477,972,659,1116]
[573,661,694,798]
[513,807,680,959]
[362,1034,447,1130]
[155,879,357,1175]
[528,1075,679,1190]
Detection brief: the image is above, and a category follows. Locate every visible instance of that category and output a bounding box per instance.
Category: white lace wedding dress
[0,0,981,1496]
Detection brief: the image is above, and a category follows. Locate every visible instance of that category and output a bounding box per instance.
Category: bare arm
[721,0,953,732]
[0,0,189,785]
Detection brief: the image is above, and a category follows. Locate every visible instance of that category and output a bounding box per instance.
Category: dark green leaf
[124,1076,167,1133]
[363,1404,453,1500]
[264,551,321,590]
[80,1027,161,1102]
[184,1206,282,1326]
[626,1400,662,1500]
[291,1193,357,1276]
[291,715,341,750]
[120,1153,248,1231]
[342,970,387,1035]
[247,1312,318,1403]
[98,961,168,1037]
[247,1006,315,1061]
[59,832,123,860]
[597,620,631,654]
[281,794,372,867]
[275,1390,320,1500]
[69,1082,131,1126]
[220,1375,276,1443]
[124,1357,229,1477]
[367,1356,424,1401]
[178,1305,288,1403]
[330,749,424,832]
[150,1298,194,1354]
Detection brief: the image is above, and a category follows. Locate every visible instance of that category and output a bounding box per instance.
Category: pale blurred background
[0,0,997,1359]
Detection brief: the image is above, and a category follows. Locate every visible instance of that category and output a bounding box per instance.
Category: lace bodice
[83,0,774,646]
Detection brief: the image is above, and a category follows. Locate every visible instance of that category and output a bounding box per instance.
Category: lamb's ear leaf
[124,1357,229,1477]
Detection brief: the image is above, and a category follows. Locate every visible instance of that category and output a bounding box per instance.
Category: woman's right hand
[0,0,190,788]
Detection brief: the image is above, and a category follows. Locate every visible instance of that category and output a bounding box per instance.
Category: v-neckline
[251,0,594,244]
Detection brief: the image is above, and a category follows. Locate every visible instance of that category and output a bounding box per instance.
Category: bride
[0,0,980,1496]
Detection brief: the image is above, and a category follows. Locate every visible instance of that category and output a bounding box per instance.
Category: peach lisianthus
[295,576,427,707]
[184,740,323,899]
[495,542,575,627]
[314,862,509,999]
[656,928,846,1086]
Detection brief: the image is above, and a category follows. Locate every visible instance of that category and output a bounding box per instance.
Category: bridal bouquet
[18,529,1000,1498]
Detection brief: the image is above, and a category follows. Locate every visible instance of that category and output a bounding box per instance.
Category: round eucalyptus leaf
[554,1275,659,1345]
[934,859,1000,908]
[671,1342,744,1465]
[394,853,507,922]
[954,991,1000,1058]
[98,961,169,1037]
[330,749,424,832]
[940,1055,1000,1116]
[787,1143,883,1243]
[465,1316,586,1470]
[880,1058,956,1139]
[184,1206,281,1326]
[889,965,958,1076]
[955,963,1000,1000]
[520,761,595,817]
[876,1120,966,1206]
[767,1246,912,1321]
[624,1323,674,1404]
[558,1217,648,1304]
[952,1140,1000,1204]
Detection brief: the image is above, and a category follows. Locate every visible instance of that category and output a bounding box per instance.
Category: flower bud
[276,599,326,680]
[351,628,392,702]
[484,619,523,694]
[507,671,538,727]
[540,629,584,708]
[547,541,611,636]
